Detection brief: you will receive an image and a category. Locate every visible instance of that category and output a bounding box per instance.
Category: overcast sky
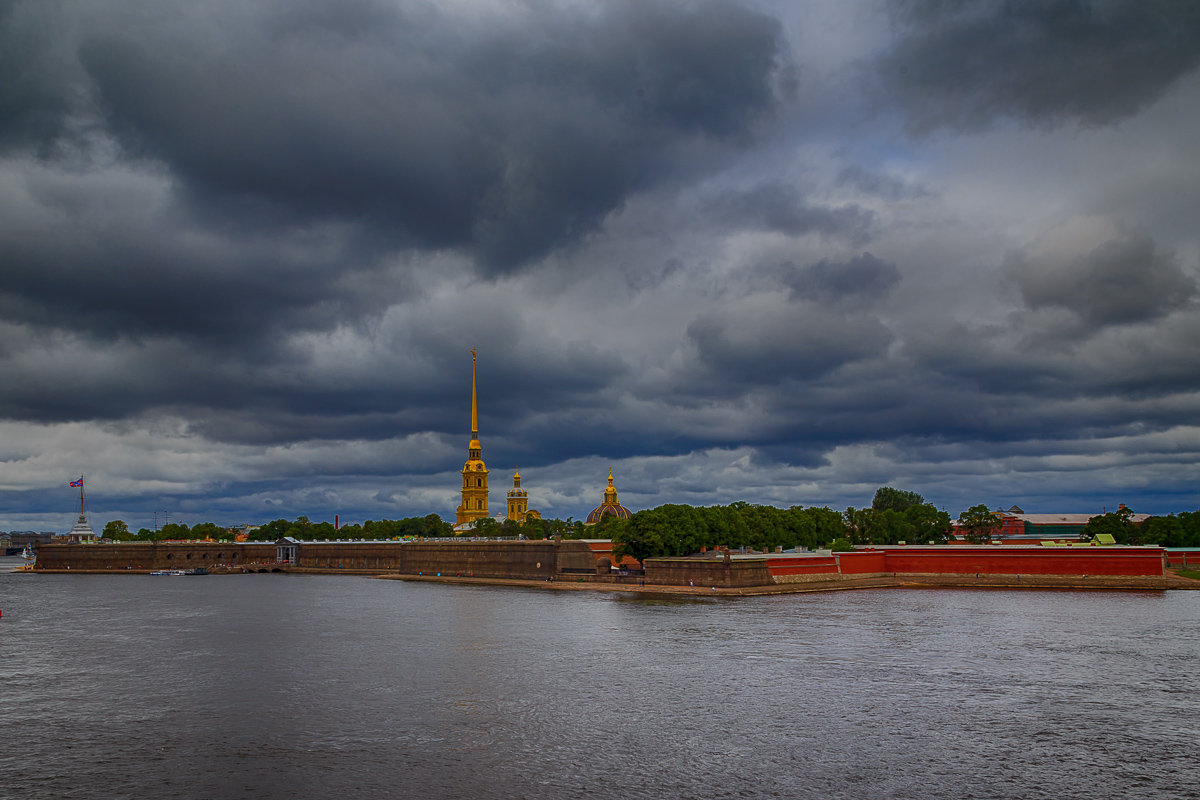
[2,0,1199,532]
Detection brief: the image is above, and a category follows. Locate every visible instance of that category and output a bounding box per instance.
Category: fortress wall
[876,546,1165,577]
[836,551,888,574]
[35,542,275,570]
[397,540,559,578]
[1165,549,1200,569]
[292,541,403,571]
[35,540,1167,582]
[766,556,840,583]
[560,540,605,571]
[38,539,575,579]
[643,557,773,587]
[246,539,564,577]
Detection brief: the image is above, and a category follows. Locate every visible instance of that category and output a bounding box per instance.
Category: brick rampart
[35,541,275,570]
[35,538,599,578]
[836,551,888,574]
[1165,549,1200,569]
[653,546,1164,587]
[34,540,1167,584]
[643,557,773,588]
[293,540,563,579]
[873,546,1164,576]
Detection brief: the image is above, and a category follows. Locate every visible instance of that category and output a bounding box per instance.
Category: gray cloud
[57,0,793,271]
[1010,233,1195,325]
[876,0,1200,131]
[705,183,874,241]
[2,0,1198,530]
[687,296,894,386]
[781,252,901,304]
[836,165,931,201]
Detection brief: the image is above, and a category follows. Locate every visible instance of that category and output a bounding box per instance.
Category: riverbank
[28,539,1194,595]
[377,570,1200,595]
[25,566,1200,595]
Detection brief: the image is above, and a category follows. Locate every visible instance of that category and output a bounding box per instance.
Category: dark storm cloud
[0,0,78,149]
[706,183,874,241]
[687,299,893,386]
[0,215,365,343]
[1010,233,1195,325]
[43,0,793,272]
[0,0,782,432]
[876,0,1200,130]
[781,252,901,304]
[836,165,931,201]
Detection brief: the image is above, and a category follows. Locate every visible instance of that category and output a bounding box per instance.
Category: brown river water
[1,557,1197,799]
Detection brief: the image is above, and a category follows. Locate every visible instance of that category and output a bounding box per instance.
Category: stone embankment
[30,539,1198,595]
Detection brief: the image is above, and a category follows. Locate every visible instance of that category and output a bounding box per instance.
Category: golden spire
[470,347,478,441]
[457,348,489,526]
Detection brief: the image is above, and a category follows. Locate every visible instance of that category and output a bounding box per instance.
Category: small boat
[149,569,187,576]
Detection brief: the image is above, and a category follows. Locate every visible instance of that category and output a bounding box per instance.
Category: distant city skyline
[2,1,1199,532]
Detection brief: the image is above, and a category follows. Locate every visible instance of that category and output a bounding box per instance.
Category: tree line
[605,487,955,562]
[99,514,455,542]
[1080,507,1200,547]
[96,488,1200,557]
[99,512,592,542]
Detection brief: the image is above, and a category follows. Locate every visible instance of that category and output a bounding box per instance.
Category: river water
[1,556,1197,799]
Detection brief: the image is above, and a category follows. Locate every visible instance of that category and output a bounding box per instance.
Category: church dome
[585,469,633,524]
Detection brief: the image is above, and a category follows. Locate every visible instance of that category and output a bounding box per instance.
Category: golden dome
[586,469,632,524]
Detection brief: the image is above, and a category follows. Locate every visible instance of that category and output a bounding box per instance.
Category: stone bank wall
[643,557,773,588]
[36,538,599,578]
[292,539,567,579]
[36,541,275,570]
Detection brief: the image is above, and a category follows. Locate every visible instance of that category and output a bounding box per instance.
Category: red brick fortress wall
[872,546,1164,577]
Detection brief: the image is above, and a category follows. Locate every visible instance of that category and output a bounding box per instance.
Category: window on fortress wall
[477,478,482,487]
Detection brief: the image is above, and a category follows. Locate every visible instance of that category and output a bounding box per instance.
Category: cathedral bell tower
[507,467,528,522]
[455,349,490,526]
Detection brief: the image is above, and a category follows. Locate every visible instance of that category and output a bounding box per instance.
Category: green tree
[422,513,452,537]
[1080,507,1136,543]
[102,520,132,541]
[1178,511,1200,547]
[829,537,855,552]
[843,507,875,544]
[156,522,191,541]
[190,522,227,541]
[904,503,952,544]
[801,506,847,547]
[1139,515,1183,547]
[958,505,1001,544]
[872,487,925,513]
[471,517,498,536]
